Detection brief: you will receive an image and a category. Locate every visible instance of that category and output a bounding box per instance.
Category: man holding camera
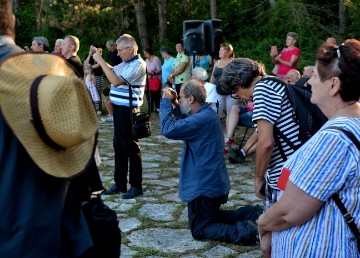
[92,34,146,199]
[160,80,261,245]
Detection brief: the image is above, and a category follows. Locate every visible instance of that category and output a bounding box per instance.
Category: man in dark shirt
[106,39,122,66]
[62,35,84,77]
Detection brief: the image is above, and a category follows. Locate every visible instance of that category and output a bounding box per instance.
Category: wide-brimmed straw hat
[0,53,98,178]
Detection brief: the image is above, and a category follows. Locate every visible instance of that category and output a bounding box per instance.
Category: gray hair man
[93,34,146,199]
[159,79,261,245]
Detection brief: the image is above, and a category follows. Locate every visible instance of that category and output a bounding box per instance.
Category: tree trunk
[13,0,20,12]
[39,0,43,32]
[339,0,345,35]
[183,0,189,13]
[134,0,149,49]
[269,0,275,6]
[158,0,167,44]
[210,0,216,19]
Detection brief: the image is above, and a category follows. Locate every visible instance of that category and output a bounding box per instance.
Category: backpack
[259,76,328,161]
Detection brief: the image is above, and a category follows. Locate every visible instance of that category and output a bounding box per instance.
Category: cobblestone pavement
[97,113,263,258]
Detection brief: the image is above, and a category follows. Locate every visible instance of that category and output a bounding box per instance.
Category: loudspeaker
[204,19,223,55]
[183,20,205,55]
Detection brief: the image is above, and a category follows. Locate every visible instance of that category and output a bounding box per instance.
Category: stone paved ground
[97,113,263,258]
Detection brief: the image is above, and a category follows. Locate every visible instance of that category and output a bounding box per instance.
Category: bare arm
[92,49,124,86]
[171,62,187,77]
[210,61,216,84]
[275,54,299,67]
[257,180,323,233]
[254,119,274,199]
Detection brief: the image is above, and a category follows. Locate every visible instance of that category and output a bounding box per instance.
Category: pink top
[277,47,300,76]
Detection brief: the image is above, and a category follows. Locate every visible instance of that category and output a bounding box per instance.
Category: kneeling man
[160,80,261,245]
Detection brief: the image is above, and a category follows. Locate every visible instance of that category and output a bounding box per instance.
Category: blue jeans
[238,106,253,127]
[187,195,258,245]
[113,105,143,190]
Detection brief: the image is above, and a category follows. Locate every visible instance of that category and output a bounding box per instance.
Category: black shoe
[122,187,143,199]
[228,149,245,164]
[102,184,126,195]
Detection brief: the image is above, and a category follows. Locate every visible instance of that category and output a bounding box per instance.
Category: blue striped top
[109,55,146,107]
[272,117,360,257]
[252,78,302,189]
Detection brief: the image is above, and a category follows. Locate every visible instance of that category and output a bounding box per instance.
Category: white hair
[192,67,208,81]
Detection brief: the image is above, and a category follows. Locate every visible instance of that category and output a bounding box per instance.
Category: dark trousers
[113,105,143,190]
[149,90,161,112]
[187,195,258,245]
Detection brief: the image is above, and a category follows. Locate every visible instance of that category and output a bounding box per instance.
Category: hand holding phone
[270,46,278,57]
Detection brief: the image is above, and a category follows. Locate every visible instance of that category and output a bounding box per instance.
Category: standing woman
[270,32,300,80]
[210,43,237,149]
[168,41,191,95]
[160,46,175,86]
[258,39,360,257]
[144,47,162,113]
[85,44,104,114]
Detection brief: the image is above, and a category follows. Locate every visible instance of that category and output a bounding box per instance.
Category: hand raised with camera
[162,87,178,107]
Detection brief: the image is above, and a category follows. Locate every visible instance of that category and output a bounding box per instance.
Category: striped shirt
[110,54,146,107]
[252,78,301,190]
[272,117,360,257]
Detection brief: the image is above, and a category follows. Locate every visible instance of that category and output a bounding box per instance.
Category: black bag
[259,77,328,160]
[82,195,121,258]
[132,112,151,139]
[126,72,152,139]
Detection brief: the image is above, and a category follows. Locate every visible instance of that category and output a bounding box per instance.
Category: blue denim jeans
[113,105,143,190]
[238,106,254,127]
[187,195,258,245]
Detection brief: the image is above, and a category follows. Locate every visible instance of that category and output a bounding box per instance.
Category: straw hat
[0,53,98,178]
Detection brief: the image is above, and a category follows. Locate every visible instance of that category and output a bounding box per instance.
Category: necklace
[333,102,357,116]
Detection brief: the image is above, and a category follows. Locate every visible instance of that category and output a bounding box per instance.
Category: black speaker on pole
[204,19,223,55]
[183,20,205,55]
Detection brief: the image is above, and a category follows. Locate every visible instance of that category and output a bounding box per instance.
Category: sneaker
[122,187,143,199]
[102,184,126,195]
[228,148,245,164]
[103,116,113,123]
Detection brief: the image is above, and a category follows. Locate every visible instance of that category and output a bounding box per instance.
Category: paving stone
[238,193,259,202]
[162,192,181,202]
[118,203,134,212]
[119,217,141,233]
[139,203,178,221]
[127,228,207,253]
[237,249,262,257]
[203,245,236,257]
[179,207,188,222]
[142,162,161,169]
[142,154,171,162]
[120,244,138,257]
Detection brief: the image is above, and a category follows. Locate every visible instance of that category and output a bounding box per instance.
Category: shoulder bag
[328,126,360,253]
[123,75,151,139]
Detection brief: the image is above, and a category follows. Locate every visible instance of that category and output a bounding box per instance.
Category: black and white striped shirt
[252,77,302,190]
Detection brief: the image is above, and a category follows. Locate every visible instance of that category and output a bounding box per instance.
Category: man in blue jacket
[160,79,261,245]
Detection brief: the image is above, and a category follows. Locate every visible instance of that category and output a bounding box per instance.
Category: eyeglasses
[117,46,132,52]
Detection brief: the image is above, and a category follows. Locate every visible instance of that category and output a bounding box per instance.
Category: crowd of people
[1,0,360,255]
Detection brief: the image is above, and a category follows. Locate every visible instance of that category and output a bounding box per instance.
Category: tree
[133,0,149,48]
[158,0,167,44]
[339,0,346,35]
[210,0,217,19]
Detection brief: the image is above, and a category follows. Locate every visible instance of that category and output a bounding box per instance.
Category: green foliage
[14,0,360,70]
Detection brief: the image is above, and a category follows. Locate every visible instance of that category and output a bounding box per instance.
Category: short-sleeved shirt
[146,55,162,82]
[277,47,300,76]
[110,54,146,107]
[172,52,190,85]
[161,57,175,84]
[252,77,301,190]
[272,117,360,257]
